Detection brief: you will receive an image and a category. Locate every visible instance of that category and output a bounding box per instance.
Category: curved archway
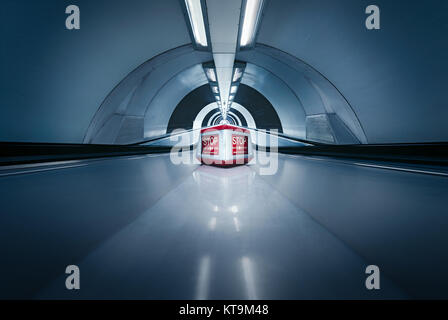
[84,45,213,144]
[237,45,367,144]
[168,85,282,133]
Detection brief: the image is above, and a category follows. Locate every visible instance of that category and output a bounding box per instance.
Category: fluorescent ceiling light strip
[232,68,243,82]
[212,86,219,93]
[185,0,208,46]
[240,0,263,47]
[205,68,216,82]
[230,86,237,94]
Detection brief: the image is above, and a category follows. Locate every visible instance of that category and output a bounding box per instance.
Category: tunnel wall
[0,0,191,143]
[257,0,448,143]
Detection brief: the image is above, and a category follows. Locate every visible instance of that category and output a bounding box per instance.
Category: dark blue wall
[0,0,190,143]
[258,0,448,143]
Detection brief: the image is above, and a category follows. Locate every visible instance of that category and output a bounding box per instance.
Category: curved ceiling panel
[206,111,243,127]
[206,111,241,126]
[167,85,215,134]
[257,0,448,143]
[240,65,302,137]
[85,46,212,144]
[143,64,209,139]
[193,102,256,131]
[237,45,367,144]
[168,83,282,135]
[226,104,255,128]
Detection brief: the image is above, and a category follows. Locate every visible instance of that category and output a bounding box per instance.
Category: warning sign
[232,134,248,155]
[202,134,219,155]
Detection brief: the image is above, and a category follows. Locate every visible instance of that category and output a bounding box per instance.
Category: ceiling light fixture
[185,0,208,47]
[240,0,264,47]
[232,68,243,82]
[205,68,216,82]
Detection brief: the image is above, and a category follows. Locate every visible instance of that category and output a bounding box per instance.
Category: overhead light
[240,0,264,47]
[185,0,208,47]
[205,68,216,82]
[232,68,243,82]
[211,86,219,94]
[215,96,220,101]
[229,95,235,101]
[230,86,238,94]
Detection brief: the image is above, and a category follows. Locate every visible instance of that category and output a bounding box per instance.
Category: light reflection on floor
[36,163,406,299]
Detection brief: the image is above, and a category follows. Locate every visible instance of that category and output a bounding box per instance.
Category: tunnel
[0,0,448,300]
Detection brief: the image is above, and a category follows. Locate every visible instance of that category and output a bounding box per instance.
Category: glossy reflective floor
[1,153,447,299]
[38,163,404,299]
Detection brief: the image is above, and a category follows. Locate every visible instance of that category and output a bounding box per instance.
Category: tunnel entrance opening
[210,113,239,126]
[167,84,283,134]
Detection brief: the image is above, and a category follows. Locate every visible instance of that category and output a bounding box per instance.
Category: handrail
[134,126,318,146]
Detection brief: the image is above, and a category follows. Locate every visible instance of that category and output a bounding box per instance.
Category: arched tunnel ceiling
[192,102,256,133]
[233,84,283,132]
[237,49,366,144]
[0,0,447,145]
[167,85,216,133]
[167,84,282,134]
[240,63,304,139]
[83,45,213,144]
